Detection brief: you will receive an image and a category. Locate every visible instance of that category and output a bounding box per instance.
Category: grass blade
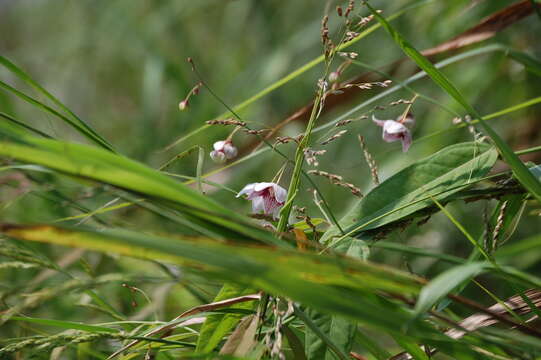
[413,262,486,317]
[0,135,284,246]
[0,56,114,151]
[10,316,117,333]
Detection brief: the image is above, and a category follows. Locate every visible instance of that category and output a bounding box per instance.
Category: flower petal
[253,182,276,192]
[382,131,402,143]
[223,143,238,159]
[213,141,226,151]
[251,196,265,214]
[210,150,226,163]
[272,184,287,203]
[401,129,412,152]
[237,183,257,198]
[262,192,281,216]
[383,120,408,135]
[372,114,386,127]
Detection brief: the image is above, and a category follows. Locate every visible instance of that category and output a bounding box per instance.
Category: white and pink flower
[210,140,238,163]
[237,182,287,219]
[372,113,415,152]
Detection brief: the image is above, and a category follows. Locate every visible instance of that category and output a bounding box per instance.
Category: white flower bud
[210,149,227,163]
[178,99,189,111]
[210,140,238,163]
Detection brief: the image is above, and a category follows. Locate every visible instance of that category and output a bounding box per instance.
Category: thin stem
[276,87,324,234]
[187,57,343,231]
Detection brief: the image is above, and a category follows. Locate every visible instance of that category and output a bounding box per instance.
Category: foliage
[1,0,541,359]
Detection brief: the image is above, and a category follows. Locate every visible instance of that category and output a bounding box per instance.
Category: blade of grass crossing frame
[0,136,286,246]
[0,79,114,151]
[0,56,114,151]
[10,316,117,333]
[0,112,53,139]
[366,1,541,204]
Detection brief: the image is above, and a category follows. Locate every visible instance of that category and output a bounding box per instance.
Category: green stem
[277,89,324,234]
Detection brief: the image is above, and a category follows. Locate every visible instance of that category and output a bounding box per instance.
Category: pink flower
[372,113,414,152]
[210,140,238,163]
[237,182,287,219]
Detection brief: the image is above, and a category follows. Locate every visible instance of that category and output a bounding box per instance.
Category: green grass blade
[0,112,53,139]
[430,197,491,262]
[367,1,541,204]
[0,55,114,151]
[0,79,114,151]
[413,262,486,317]
[0,224,438,334]
[10,316,118,333]
[392,334,430,360]
[305,239,366,359]
[0,136,284,246]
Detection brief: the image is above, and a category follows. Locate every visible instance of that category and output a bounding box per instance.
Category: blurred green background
[1,0,541,355]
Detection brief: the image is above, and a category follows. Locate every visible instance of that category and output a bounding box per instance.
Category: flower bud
[178,99,189,111]
[210,149,227,163]
[328,71,341,83]
[210,140,238,163]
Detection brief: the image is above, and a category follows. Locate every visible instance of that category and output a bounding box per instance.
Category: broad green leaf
[414,262,486,317]
[367,1,541,204]
[322,142,498,244]
[196,283,258,353]
[299,308,349,360]
[283,325,308,360]
[372,241,465,265]
[0,136,284,246]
